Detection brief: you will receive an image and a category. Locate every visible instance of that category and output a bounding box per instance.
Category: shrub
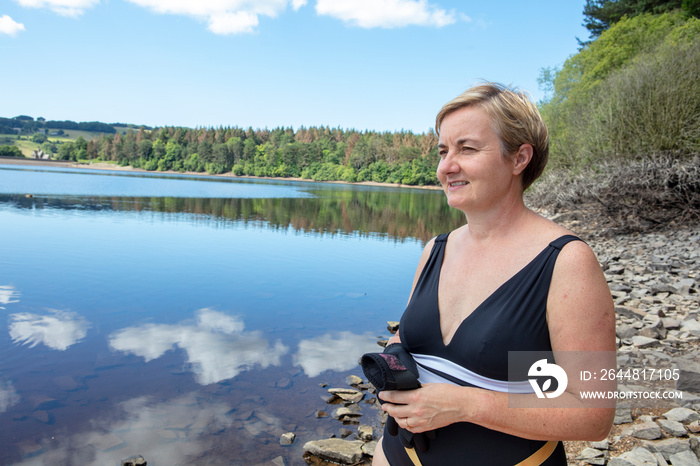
[0,145,22,157]
[541,12,700,168]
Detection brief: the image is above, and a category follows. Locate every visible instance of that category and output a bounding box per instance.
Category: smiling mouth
[448,181,469,187]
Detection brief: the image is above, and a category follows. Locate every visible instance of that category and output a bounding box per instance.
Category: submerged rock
[121,455,147,466]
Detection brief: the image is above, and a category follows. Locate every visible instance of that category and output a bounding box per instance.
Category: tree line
[56,126,442,186]
[0,116,123,135]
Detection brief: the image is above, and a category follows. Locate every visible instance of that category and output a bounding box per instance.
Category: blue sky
[1,0,588,133]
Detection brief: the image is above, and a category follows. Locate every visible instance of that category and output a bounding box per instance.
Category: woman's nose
[438,152,458,175]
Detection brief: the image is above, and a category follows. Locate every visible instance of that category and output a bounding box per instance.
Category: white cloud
[0,380,20,413]
[293,331,380,377]
[315,0,457,28]
[207,11,258,35]
[291,0,307,10]
[9,310,90,351]
[0,285,20,308]
[0,15,25,36]
[14,0,100,17]
[108,308,288,385]
[124,0,293,34]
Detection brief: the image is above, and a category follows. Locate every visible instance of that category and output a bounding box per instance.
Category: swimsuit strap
[549,234,583,251]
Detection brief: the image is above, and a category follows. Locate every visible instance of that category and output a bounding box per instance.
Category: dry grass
[526,154,700,236]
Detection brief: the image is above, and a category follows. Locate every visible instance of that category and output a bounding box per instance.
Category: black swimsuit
[382,233,580,465]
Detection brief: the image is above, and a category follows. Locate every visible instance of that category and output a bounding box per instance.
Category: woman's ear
[512,143,533,176]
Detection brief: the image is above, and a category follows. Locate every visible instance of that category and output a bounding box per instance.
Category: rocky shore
[300,225,700,466]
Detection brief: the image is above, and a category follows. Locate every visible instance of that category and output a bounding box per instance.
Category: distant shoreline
[0,156,442,191]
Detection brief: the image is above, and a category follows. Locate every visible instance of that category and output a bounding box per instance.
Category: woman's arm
[380,240,616,441]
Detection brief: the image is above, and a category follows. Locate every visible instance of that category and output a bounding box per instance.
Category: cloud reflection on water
[108,308,288,385]
[9,310,90,350]
[14,393,237,466]
[0,285,20,308]
[293,331,380,377]
[0,379,20,413]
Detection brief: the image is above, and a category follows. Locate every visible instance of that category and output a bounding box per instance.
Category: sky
[1,0,589,133]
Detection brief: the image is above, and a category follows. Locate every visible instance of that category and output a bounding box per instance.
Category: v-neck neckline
[436,234,561,347]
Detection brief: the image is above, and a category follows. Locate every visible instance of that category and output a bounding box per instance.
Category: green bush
[541,12,700,168]
[584,40,700,158]
[0,145,22,157]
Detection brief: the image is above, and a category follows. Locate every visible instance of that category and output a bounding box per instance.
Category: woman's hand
[378,383,473,433]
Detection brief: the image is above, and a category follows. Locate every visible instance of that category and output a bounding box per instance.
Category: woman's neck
[461,195,531,243]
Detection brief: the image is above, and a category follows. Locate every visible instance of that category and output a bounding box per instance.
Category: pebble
[279,432,295,445]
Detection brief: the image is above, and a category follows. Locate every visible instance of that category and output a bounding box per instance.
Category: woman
[372,83,616,465]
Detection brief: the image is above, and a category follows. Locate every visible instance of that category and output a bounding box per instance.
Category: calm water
[0,164,463,465]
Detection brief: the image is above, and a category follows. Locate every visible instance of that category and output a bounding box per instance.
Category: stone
[664,407,700,423]
[690,437,700,458]
[585,457,607,465]
[681,319,700,334]
[631,335,660,348]
[328,388,364,404]
[643,438,690,461]
[632,422,663,440]
[688,421,700,433]
[315,410,328,418]
[617,306,646,320]
[668,450,700,466]
[340,428,353,438]
[640,319,667,339]
[607,458,636,466]
[280,432,295,445]
[303,438,365,464]
[654,452,670,466]
[346,375,363,386]
[387,321,400,333]
[615,403,633,425]
[658,419,687,437]
[362,440,378,456]
[332,406,361,421]
[617,324,638,339]
[358,425,373,441]
[590,439,610,450]
[577,447,604,460]
[673,279,696,295]
[662,318,681,329]
[676,359,700,393]
[121,455,147,466]
[611,447,658,466]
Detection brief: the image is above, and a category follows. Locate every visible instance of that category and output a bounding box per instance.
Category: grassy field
[1,129,112,157]
[12,137,41,157]
[3,124,148,158]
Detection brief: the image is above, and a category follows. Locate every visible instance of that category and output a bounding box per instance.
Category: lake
[0,163,463,465]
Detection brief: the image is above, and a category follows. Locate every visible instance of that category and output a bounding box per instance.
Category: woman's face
[436,105,518,214]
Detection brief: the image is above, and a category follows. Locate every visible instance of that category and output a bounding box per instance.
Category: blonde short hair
[435,82,549,190]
